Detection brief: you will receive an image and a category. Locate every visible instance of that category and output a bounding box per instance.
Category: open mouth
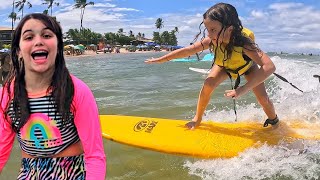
[31,51,48,60]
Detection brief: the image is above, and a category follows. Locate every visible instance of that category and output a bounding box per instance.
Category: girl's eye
[43,34,52,38]
[24,36,33,40]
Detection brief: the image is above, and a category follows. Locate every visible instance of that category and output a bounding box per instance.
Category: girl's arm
[241,48,276,91]
[225,47,275,98]
[145,37,212,63]
[0,89,15,173]
[72,76,106,180]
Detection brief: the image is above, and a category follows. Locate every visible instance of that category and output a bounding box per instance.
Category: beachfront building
[0,27,13,48]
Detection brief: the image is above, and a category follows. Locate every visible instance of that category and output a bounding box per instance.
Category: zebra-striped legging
[17,155,85,180]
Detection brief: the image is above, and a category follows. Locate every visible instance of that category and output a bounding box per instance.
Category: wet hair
[1,13,74,132]
[192,3,260,64]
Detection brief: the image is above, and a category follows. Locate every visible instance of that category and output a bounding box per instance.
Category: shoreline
[65,48,167,59]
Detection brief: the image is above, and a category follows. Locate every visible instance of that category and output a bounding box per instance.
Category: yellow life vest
[213,28,254,79]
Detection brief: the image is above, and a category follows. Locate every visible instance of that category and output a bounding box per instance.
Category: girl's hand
[145,57,166,64]
[224,86,249,99]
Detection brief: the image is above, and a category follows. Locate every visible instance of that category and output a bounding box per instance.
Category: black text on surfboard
[134,119,158,133]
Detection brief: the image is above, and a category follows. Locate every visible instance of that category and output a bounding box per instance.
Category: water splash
[184,142,320,180]
[185,55,320,179]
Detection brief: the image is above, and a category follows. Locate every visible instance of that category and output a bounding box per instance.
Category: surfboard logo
[134,119,158,133]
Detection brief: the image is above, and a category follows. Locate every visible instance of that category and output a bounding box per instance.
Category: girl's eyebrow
[22,27,50,35]
[22,29,32,35]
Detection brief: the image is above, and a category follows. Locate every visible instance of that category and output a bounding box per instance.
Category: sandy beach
[65,48,166,59]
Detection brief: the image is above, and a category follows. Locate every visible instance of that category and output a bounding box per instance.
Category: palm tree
[117,28,124,36]
[11,0,15,33]
[128,30,134,37]
[174,27,179,33]
[8,12,19,29]
[74,0,94,31]
[43,9,49,15]
[136,32,142,40]
[42,0,60,16]
[15,0,32,18]
[155,18,164,33]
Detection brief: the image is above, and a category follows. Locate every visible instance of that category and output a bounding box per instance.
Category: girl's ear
[228,26,234,33]
[17,50,21,59]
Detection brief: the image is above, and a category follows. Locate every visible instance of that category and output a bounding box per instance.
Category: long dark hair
[193,3,259,63]
[1,13,74,132]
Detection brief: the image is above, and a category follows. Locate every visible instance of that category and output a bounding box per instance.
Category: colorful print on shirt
[7,95,80,157]
[20,113,63,149]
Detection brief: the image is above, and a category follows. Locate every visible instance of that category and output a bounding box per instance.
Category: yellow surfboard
[100,115,320,158]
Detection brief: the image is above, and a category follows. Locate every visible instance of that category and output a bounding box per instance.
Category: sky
[0,0,320,54]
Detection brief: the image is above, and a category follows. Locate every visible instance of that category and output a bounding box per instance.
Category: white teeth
[34,51,47,53]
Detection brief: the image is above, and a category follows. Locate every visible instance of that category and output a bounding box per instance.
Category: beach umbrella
[73,46,81,50]
[77,44,85,50]
[64,45,72,49]
[65,44,75,48]
[0,48,10,53]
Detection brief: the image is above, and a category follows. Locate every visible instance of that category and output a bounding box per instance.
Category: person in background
[0,13,106,179]
[1,53,11,84]
[145,3,278,129]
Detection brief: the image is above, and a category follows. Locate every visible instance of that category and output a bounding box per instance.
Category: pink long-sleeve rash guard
[0,75,106,179]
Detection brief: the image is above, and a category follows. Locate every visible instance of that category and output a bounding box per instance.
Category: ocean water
[1,52,319,180]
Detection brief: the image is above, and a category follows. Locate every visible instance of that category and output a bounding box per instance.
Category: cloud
[268,2,304,11]
[297,42,320,49]
[243,3,320,53]
[111,8,140,12]
[0,1,12,10]
[56,7,125,31]
[91,3,116,8]
[30,0,43,5]
[250,10,265,19]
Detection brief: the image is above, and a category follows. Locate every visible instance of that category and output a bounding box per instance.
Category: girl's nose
[34,36,44,46]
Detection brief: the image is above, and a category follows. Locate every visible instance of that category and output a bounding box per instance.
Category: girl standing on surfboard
[0,13,106,179]
[145,3,279,128]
